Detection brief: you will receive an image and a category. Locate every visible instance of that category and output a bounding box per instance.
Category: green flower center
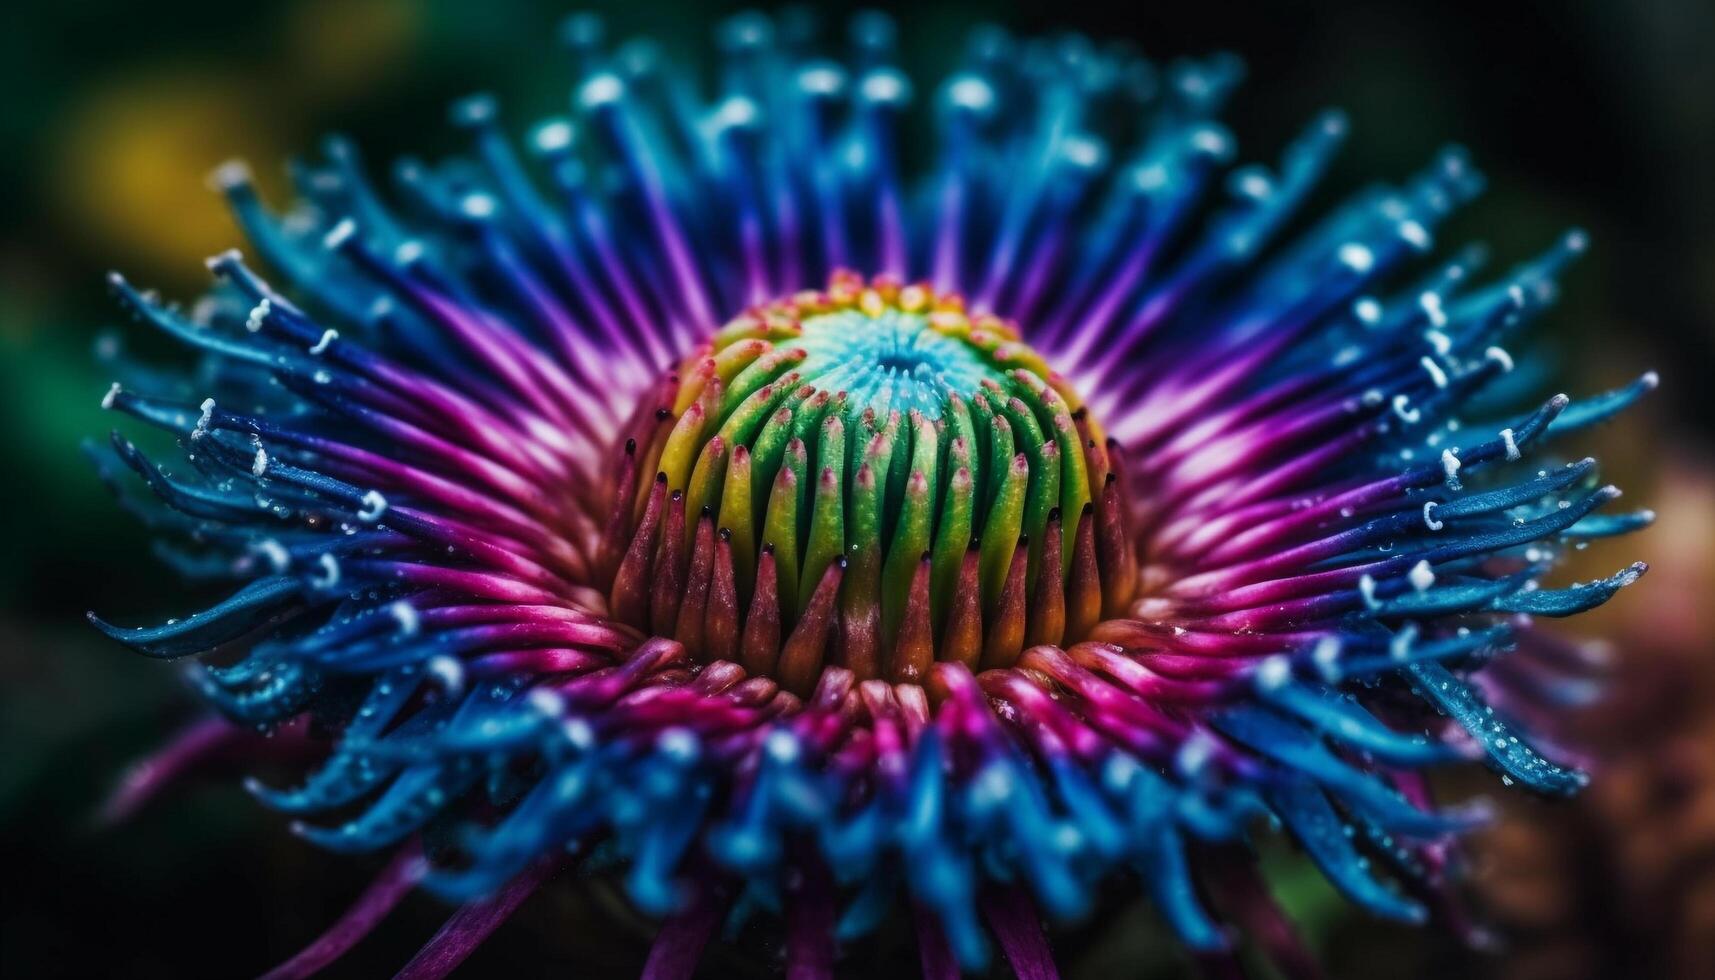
[597,272,1135,695]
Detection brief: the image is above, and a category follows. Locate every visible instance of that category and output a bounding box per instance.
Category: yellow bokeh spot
[51,71,288,288]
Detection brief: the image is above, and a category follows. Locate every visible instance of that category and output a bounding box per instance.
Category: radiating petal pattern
[92,11,1651,977]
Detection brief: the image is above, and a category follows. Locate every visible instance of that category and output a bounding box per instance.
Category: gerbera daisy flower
[91,10,1654,978]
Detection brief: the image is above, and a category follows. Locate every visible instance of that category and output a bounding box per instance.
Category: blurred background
[0,0,1710,976]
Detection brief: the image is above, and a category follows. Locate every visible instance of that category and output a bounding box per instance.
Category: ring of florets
[595,271,1138,695]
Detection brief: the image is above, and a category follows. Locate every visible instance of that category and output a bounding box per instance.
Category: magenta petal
[99,716,244,825]
[982,888,1058,980]
[1206,857,1321,980]
[641,889,723,980]
[102,715,315,825]
[785,861,836,980]
[260,842,425,980]
[393,860,554,980]
[915,909,961,980]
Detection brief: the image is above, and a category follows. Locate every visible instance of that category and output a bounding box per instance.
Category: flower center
[790,307,1005,421]
[596,271,1136,695]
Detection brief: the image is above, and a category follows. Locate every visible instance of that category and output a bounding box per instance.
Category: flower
[90,11,1655,978]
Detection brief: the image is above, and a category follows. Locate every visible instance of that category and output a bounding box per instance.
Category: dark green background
[1,0,1709,976]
